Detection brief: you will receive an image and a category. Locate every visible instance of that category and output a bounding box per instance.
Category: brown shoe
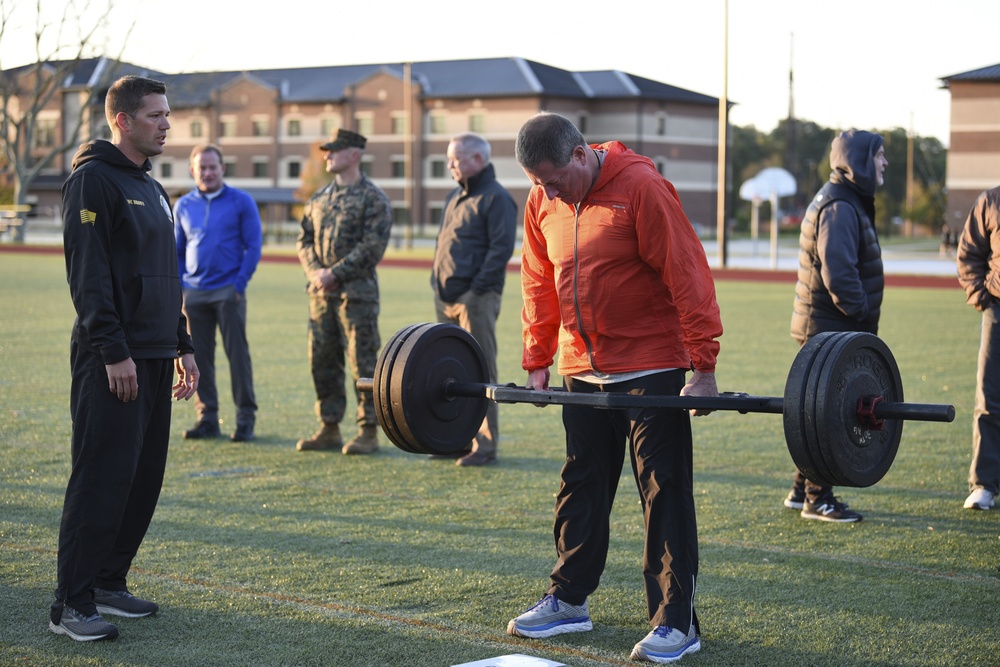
[456,451,497,467]
[342,425,379,455]
[295,422,343,451]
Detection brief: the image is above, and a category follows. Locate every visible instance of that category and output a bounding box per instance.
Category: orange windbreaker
[521,141,722,377]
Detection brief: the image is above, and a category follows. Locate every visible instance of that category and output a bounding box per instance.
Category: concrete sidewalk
[7,220,958,279]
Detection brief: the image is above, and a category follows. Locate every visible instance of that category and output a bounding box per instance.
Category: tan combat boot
[342,424,379,455]
[295,422,343,451]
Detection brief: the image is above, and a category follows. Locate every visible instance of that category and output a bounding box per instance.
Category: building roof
[154,57,718,107]
[4,56,719,108]
[940,62,1000,86]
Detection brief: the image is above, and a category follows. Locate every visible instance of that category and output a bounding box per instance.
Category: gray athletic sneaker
[94,588,158,618]
[507,594,593,638]
[630,624,700,663]
[49,606,119,642]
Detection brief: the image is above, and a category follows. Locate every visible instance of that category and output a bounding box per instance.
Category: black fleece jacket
[62,140,194,364]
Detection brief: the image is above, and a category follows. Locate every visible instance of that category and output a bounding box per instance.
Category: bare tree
[0,0,132,241]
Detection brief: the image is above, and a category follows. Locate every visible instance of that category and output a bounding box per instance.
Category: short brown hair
[104,75,167,128]
[190,144,224,164]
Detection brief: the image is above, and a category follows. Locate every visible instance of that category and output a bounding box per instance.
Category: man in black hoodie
[785,129,888,523]
[51,75,199,641]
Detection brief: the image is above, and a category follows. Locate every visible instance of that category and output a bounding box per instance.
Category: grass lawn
[0,250,997,667]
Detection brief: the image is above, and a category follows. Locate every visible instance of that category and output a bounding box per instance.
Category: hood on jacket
[828,129,884,197]
[71,139,152,174]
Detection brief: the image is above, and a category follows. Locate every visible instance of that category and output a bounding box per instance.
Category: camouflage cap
[320,129,367,152]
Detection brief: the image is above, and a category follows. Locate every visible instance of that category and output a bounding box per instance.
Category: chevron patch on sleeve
[80,209,96,225]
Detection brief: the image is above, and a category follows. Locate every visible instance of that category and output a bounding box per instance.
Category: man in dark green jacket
[431,133,517,466]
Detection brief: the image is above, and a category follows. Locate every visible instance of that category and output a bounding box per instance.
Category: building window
[356,116,374,137]
[578,115,588,135]
[430,159,446,179]
[656,159,667,176]
[34,118,57,148]
[469,112,485,133]
[224,158,236,176]
[253,160,269,178]
[252,118,269,137]
[320,117,338,137]
[392,207,410,225]
[287,160,302,178]
[657,115,667,136]
[430,114,447,134]
[429,206,444,227]
[160,162,172,179]
[391,158,406,178]
[220,118,237,137]
[360,158,373,177]
[392,115,407,135]
[287,119,301,137]
[190,120,204,138]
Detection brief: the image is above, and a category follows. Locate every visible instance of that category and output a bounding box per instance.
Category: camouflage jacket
[297,173,393,302]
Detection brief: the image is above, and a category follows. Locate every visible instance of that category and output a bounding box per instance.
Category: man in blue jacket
[174,144,262,442]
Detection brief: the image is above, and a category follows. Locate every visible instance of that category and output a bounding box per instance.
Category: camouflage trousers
[307,294,380,427]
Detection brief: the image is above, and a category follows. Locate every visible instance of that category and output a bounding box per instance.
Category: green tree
[730,118,946,238]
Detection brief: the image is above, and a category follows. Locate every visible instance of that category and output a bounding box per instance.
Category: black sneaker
[230,424,255,442]
[184,420,221,439]
[94,588,158,618]
[49,606,118,641]
[801,497,862,523]
[783,488,806,510]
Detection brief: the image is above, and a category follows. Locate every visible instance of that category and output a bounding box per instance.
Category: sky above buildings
[3,0,996,146]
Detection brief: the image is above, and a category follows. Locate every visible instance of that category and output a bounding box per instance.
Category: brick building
[941,62,1000,229]
[10,56,724,238]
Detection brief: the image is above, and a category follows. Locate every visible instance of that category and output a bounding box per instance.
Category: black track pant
[53,342,173,617]
[547,369,699,634]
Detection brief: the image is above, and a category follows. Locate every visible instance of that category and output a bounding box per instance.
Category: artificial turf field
[1,248,997,667]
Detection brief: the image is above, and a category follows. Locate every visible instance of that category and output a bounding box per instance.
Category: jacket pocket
[125,275,182,349]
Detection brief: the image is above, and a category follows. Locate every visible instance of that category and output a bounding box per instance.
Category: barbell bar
[357,323,956,488]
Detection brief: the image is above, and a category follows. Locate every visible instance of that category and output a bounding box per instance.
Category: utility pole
[404,62,413,249]
[716,0,729,267]
[785,33,798,206]
[905,113,914,238]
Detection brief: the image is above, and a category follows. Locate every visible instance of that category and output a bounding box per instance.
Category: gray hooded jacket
[790,129,885,342]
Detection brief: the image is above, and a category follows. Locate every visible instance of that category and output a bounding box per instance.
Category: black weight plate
[813,332,903,488]
[374,324,419,453]
[784,331,841,487]
[374,323,425,453]
[391,323,489,455]
[803,331,856,487]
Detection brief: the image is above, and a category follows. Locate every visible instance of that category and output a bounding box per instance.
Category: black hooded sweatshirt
[790,129,885,342]
[62,140,193,364]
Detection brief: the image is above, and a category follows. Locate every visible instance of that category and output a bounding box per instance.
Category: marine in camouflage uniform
[296,129,392,454]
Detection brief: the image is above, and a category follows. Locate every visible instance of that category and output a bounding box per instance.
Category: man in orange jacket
[506,112,723,665]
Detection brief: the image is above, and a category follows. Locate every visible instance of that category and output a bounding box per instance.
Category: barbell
[357,323,955,488]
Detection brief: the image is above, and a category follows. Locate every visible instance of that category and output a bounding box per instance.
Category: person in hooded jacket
[785,129,888,523]
[52,75,199,642]
[507,112,723,664]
